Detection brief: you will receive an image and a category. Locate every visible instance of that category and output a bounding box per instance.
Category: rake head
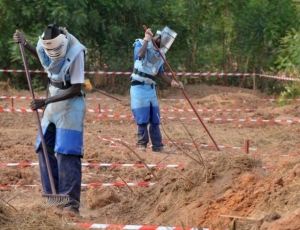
[41,194,69,208]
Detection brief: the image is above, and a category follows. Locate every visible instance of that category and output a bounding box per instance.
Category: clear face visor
[39,34,68,59]
[159,26,177,54]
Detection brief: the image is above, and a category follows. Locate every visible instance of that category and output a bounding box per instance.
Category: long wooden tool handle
[17,30,58,193]
[142,25,220,151]
[93,89,122,101]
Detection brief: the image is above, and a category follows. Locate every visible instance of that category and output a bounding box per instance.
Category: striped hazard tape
[0,69,252,77]
[98,135,300,158]
[95,114,300,124]
[160,98,300,102]
[258,74,300,82]
[0,95,40,99]
[0,95,183,101]
[0,69,134,75]
[70,222,201,229]
[167,140,258,151]
[0,107,112,113]
[0,182,155,188]
[98,135,258,152]
[4,95,300,103]
[0,95,117,101]
[0,108,43,113]
[0,107,257,114]
[1,108,292,124]
[160,108,257,113]
[0,162,183,168]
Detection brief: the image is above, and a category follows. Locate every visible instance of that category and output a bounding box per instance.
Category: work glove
[30,99,46,110]
[144,28,153,42]
[84,79,93,91]
[13,30,27,46]
[171,80,184,89]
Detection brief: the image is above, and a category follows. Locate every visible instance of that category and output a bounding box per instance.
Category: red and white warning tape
[0,107,112,113]
[0,96,37,99]
[85,163,183,168]
[0,108,43,113]
[86,109,113,113]
[160,98,186,102]
[3,95,300,103]
[98,135,258,152]
[0,69,134,75]
[0,95,115,101]
[98,135,300,158]
[81,182,155,187]
[70,222,201,230]
[97,114,134,119]
[0,69,47,74]
[0,95,182,101]
[258,74,300,82]
[0,162,183,168]
[1,107,299,124]
[249,153,300,157]
[167,140,258,151]
[0,69,252,77]
[95,114,300,124]
[198,117,300,123]
[3,69,300,82]
[160,108,256,113]
[186,72,252,77]
[0,107,257,114]
[0,182,155,188]
[160,98,300,102]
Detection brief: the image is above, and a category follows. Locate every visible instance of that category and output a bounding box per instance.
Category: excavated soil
[1,84,300,230]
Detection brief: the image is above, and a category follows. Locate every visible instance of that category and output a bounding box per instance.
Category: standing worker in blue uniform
[13,24,87,217]
[130,26,184,153]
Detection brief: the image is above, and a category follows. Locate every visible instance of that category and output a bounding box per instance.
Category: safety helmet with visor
[39,24,68,59]
[155,26,177,54]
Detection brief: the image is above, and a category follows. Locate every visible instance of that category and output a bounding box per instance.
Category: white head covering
[39,24,69,59]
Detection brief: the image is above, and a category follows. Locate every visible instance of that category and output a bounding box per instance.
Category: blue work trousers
[37,124,82,213]
[137,123,163,151]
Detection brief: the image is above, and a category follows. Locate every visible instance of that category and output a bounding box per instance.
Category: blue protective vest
[35,32,87,156]
[37,33,86,85]
[130,39,165,85]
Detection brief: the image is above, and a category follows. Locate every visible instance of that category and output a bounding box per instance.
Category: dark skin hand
[30,84,82,110]
[13,30,83,110]
[137,34,172,85]
[13,31,39,59]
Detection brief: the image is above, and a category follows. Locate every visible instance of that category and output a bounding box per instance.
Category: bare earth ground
[1,83,300,229]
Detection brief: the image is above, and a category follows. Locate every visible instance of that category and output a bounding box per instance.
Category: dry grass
[0,199,78,230]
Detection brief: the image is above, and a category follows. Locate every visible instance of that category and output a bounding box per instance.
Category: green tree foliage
[0,0,300,94]
[276,28,300,77]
